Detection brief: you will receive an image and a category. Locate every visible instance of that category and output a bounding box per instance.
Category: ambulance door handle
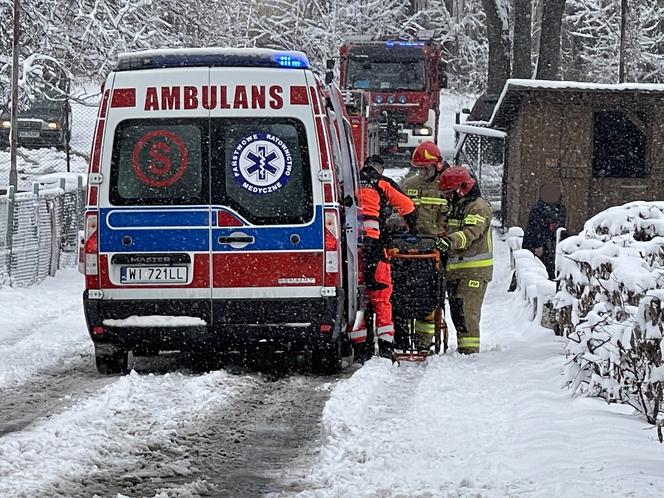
[218,235,255,244]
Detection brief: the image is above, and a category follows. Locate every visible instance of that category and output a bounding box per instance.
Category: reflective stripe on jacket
[401,172,448,236]
[444,195,493,281]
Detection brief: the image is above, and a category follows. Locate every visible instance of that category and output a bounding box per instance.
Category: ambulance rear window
[212,118,313,225]
[109,119,207,206]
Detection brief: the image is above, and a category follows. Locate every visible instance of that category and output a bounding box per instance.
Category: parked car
[462,93,500,123]
[0,98,72,151]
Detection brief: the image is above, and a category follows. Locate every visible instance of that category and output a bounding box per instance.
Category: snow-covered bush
[556,201,664,440]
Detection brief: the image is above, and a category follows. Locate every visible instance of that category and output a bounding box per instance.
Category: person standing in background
[522,184,567,280]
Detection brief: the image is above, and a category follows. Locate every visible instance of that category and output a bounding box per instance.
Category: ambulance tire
[311,336,343,375]
[185,351,218,374]
[94,347,128,375]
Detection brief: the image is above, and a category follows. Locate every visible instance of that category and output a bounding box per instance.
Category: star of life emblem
[231,132,293,194]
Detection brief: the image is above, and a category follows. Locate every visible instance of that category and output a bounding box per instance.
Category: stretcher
[387,234,448,363]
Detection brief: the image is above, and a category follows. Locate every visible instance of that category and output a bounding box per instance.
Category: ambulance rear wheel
[312,337,342,375]
[94,346,128,375]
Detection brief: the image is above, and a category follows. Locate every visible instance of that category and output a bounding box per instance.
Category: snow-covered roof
[490,78,664,129]
[452,123,506,138]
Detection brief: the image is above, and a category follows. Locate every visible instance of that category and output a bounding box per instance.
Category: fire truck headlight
[413,127,433,136]
[1,120,10,129]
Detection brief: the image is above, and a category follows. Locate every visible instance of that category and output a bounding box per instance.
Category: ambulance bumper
[83,290,344,351]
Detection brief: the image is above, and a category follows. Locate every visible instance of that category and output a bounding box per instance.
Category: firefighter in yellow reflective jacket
[435,166,493,354]
[401,141,449,349]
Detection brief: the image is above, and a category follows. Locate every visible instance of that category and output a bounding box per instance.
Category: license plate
[120,266,188,284]
[18,131,40,138]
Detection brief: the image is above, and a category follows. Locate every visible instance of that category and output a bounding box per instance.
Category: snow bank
[555,201,664,440]
[103,315,207,328]
[505,227,557,327]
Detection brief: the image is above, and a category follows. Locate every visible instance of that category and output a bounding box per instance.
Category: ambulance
[80,48,366,374]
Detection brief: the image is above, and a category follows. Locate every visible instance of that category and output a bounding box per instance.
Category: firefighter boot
[378,339,394,359]
[414,314,436,351]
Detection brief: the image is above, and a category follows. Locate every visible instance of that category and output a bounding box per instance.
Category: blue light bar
[272,53,309,68]
[116,48,311,72]
[385,40,426,48]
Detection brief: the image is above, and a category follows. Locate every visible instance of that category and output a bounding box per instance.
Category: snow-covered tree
[561,0,664,83]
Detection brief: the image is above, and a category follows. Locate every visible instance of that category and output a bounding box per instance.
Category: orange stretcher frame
[387,246,449,364]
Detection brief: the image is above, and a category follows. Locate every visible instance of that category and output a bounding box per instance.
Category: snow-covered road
[0,271,337,497]
[1,236,664,498]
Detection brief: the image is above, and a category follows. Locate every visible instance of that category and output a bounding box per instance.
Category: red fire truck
[336,35,446,167]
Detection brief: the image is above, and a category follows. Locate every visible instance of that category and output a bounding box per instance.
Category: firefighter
[401,141,450,349]
[360,155,417,357]
[435,166,493,354]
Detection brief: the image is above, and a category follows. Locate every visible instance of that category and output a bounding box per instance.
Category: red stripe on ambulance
[144,85,284,111]
[290,86,309,105]
[110,88,136,108]
[212,252,323,288]
[309,86,320,114]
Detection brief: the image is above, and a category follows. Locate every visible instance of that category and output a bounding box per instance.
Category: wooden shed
[490,79,664,233]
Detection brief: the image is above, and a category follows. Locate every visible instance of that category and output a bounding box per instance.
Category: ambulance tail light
[324,209,341,287]
[83,212,99,287]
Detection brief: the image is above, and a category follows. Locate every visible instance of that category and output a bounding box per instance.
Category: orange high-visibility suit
[359,163,417,347]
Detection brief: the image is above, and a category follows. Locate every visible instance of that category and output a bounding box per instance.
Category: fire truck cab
[337,35,446,167]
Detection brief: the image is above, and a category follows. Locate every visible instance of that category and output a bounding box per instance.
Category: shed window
[592,111,647,178]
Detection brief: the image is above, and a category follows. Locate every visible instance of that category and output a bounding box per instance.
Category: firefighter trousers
[447,278,488,354]
[365,238,395,343]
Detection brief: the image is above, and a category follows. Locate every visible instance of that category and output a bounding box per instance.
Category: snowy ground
[1,237,664,497]
[275,235,664,498]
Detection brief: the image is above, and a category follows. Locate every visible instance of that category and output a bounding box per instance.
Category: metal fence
[0,176,86,287]
[456,130,505,212]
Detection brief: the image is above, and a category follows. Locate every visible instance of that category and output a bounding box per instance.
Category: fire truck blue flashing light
[387,95,395,104]
[375,95,383,104]
[385,40,426,48]
[399,95,407,104]
[272,53,310,68]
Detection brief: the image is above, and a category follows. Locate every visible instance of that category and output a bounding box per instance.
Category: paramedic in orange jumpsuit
[359,155,417,357]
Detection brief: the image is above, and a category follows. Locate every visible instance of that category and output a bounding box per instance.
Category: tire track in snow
[0,369,246,497]
[0,366,344,498]
[0,354,111,437]
[96,374,339,498]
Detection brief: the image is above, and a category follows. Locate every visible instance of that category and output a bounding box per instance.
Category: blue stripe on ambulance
[105,209,209,228]
[212,206,323,252]
[98,206,323,253]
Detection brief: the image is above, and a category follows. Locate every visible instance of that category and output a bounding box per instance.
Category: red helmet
[439,166,476,197]
[411,141,441,167]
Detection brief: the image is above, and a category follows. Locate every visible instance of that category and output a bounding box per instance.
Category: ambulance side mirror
[325,58,335,85]
[439,60,448,89]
